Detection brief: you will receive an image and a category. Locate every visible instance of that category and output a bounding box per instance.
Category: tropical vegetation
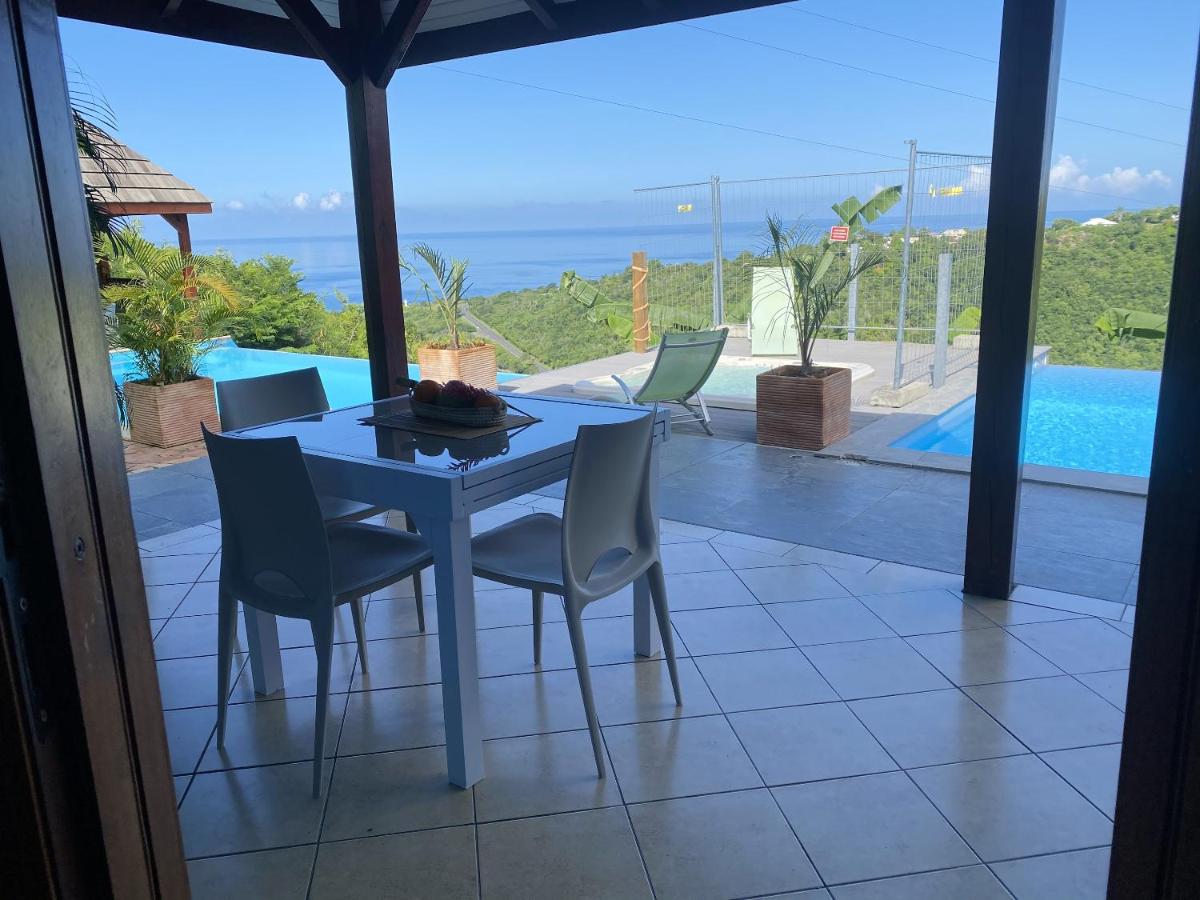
[100,204,1176,381]
[760,214,886,375]
[402,243,481,350]
[102,230,239,385]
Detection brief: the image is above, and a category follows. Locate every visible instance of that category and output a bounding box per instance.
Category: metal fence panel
[633,148,990,391]
[895,150,991,387]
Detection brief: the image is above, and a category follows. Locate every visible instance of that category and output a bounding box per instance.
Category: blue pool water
[892,365,1160,477]
[110,341,522,411]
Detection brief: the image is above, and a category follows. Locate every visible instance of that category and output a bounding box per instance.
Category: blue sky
[59,0,1198,241]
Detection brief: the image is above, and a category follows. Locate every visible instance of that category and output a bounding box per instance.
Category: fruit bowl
[410,398,509,428]
[408,379,510,428]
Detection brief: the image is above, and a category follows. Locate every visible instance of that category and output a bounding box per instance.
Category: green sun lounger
[613,328,729,435]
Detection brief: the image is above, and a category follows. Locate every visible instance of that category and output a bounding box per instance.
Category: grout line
[163,530,1125,888]
[752,595,990,882]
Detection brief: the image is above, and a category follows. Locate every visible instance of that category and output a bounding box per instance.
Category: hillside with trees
[146,206,1174,376]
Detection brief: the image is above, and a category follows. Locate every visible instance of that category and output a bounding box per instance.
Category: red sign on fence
[829,225,850,242]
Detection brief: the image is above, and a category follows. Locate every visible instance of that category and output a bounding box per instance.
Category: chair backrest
[561,412,656,590]
[202,426,332,605]
[634,327,729,404]
[216,367,330,432]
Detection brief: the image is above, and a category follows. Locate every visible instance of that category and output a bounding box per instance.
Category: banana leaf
[1095,308,1167,341]
[831,184,903,238]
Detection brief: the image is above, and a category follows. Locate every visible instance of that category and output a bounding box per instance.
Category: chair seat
[318,494,381,523]
[471,512,638,597]
[253,522,431,602]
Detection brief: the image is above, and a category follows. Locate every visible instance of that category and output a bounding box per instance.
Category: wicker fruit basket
[410,397,509,428]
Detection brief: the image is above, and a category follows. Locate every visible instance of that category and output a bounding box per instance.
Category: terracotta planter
[756,365,852,450]
[417,344,498,389]
[124,376,220,448]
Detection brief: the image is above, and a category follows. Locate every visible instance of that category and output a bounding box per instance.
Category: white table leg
[416,514,484,788]
[244,606,283,695]
[636,423,664,658]
[634,573,662,658]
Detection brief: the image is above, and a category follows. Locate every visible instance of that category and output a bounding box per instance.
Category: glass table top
[240,393,655,476]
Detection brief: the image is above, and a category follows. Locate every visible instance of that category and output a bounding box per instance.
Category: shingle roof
[78,126,212,215]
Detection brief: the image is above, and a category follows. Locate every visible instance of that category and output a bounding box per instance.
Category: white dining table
[234,392,671,787]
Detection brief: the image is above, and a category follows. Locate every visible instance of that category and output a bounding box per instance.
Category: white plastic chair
[204,427,433,796]
[217,367,425,630]
[470,413,681,777]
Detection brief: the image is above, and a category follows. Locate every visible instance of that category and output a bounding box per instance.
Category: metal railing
[633,144,990,388]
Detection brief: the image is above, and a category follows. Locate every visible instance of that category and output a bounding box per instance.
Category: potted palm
[755,215,885,449]
[404,243,498,389]
[103,231,239,447]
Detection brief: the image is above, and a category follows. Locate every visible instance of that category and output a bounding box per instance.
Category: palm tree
[68,67,128,262]
[102,230,240,386]
[761,215,885,376]
[403,243,473,349]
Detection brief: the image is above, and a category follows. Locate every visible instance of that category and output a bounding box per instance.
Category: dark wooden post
[0,0,186,893]
[632,250,650,353]
[162,212,195,296]
[1109,37,1200,899]
[345,75,409,399]
[161,212,192,255]
[962,0,1064,599]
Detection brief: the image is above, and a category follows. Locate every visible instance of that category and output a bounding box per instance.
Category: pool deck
[508,338,1149,495]
[509,336,941,411]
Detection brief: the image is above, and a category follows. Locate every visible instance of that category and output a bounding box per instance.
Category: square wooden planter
[124,377,220,448]
[417,344,498,389]
[756,365,852,450]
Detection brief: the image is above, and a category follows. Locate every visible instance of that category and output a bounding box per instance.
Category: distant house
[940,227,968,242]
[1082,217,1118,227]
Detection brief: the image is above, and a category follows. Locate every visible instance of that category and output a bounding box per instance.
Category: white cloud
[291,192,311,210]
[1049,155,1171,195]
[318,189,344,211]
[225,199,245,211]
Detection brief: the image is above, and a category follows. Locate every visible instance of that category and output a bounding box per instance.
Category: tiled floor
[143,499,1128,899]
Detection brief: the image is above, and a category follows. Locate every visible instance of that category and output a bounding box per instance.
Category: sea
[190,210,1113,310]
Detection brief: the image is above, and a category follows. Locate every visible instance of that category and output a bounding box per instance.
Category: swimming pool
[110,340,522,410]
[891,365,1160,477]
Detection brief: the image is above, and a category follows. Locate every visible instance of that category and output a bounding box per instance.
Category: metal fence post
[710,175,724,327]
[847,242,859,342]
[892,139,918,388]
[933,252,952,387]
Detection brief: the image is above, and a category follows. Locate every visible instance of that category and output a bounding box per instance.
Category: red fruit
[473,393,501,409]
[438,380,475,408]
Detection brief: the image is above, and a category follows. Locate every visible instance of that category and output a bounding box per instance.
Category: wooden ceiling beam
[58,0,796,72]
[368,0,433,87]
[400,0,792,68]
[57,0,318,60]
[276,0,354,84]
[97,201,212,215]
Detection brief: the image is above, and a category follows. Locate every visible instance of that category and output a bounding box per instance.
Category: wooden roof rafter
[275,0,354,82]
[57,1,797,73]
[523,1,558,31]
[369,0,434,86]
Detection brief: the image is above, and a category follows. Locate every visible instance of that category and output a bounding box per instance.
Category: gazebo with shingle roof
[78,127,212,255]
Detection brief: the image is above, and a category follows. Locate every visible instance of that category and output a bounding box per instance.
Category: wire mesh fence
[632,144,991,389]
[893,150,991,387]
